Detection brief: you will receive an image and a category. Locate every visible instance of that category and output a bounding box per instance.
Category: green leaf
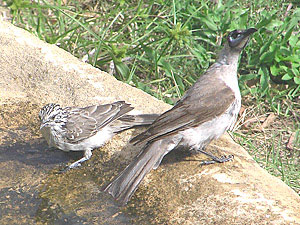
[294,77,300,84]
[174,73,185,91]
[239,11,249,27]
[281,73,293,81]
[270,65,279,76]
[265,19,283,30]
[279,46,291,57]
[258,67,269,96]
[159,58,173,73]
[239,73,258,82]
[256,13,276,29]
[115,61,130,80]
[259,35,276,55]
[292,67,299,77]
[260,51,275,64]
[136,82,151,94]
[289,35,299,47]
[200,16,218,31]
[143,46,156,62]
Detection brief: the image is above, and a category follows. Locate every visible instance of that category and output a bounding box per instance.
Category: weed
[3,0,300,194]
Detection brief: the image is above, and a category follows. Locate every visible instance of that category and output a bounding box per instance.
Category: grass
[1,0,299,194]
[232,91,300,193]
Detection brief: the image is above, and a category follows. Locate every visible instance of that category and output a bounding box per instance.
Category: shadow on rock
[0,139,83,168]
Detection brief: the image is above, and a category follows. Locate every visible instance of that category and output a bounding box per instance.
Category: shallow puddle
[0,102,136,224]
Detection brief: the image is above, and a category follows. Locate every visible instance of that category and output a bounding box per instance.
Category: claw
[200,154,234,166]
[55,162,82,174]
[195,147,234,166]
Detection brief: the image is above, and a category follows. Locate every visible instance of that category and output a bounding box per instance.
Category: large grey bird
[39,101,158,171]
[103,28,257,205]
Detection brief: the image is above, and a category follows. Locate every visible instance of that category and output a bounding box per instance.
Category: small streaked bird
[103,28,257,205]
[39,101,158,171]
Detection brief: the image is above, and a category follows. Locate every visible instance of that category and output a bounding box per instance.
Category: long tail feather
[103,140,166,205]
[114,114,159,132]
[120,114,159,125]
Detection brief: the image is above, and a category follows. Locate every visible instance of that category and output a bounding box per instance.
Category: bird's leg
[60,149,93,172]
[68,149,93,169]
[196,148,234,165]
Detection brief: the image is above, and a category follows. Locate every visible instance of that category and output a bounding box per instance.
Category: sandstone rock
[0,20,299,224]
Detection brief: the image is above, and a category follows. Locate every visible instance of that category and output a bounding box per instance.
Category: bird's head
[227,28,257,51]
[39,103,68,130]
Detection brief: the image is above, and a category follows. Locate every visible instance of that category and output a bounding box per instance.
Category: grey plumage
[103,28,257,205]
[39,101,158,170]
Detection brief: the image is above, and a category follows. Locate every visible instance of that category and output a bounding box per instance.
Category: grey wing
[130,78,236,144]
[65,101,133,143]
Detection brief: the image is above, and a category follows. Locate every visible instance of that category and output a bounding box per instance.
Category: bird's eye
[227,30,247,48]
[231,32,242,40]
[48,115,56,120]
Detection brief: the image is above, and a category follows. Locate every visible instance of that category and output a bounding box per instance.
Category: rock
[0,20,299,224]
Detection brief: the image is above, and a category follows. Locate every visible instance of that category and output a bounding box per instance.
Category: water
[0,102,135,224]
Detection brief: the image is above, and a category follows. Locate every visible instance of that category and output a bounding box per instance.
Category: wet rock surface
[0,20,300,224]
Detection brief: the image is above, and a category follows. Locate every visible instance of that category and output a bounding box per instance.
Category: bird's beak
[243,28,257,36]
[228,28,257,49]
[40,122,48,130]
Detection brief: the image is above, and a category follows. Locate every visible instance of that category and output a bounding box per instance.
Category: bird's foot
[55,153,90,173]
[200,154,234,166]
[56,162,82,174]
[195,148,234,165]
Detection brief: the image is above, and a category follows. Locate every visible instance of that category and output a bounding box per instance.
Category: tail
[103,140,168,205]
[114,114,159,131]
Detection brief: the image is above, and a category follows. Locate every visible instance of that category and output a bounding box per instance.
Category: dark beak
[40,122,48,129]
[243,28,257,36]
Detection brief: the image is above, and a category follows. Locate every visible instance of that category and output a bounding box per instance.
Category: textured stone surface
[0,20,299,224]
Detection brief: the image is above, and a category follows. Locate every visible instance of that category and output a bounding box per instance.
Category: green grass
[2,0,300,194]
[232,92,300,193]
